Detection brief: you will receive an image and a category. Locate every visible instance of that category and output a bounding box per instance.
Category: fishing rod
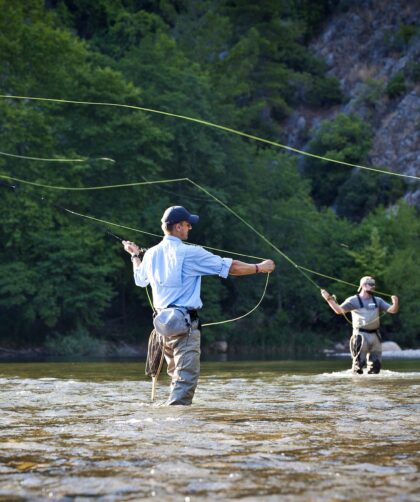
[0,180,143,248]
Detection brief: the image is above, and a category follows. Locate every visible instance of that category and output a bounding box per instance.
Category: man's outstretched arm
[320,289,347,315]
[229,259,275,276]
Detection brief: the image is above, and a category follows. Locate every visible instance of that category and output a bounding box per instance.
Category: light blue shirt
[134,236,233,309]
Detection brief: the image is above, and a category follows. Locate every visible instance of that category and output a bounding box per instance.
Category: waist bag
[153,308,191,337]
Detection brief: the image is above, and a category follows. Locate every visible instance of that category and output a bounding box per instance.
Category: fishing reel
[138,247,147,259]
[131,247,147,261]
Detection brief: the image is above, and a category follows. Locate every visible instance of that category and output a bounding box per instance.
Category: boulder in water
[209,341,228,353]
[381,341,402,352]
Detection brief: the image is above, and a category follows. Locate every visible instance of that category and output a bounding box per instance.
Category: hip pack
[153,307,191,337]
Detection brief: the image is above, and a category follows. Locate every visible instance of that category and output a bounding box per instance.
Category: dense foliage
[0,0,418,354]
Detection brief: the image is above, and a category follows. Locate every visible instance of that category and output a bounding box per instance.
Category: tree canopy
[0,0,417,354]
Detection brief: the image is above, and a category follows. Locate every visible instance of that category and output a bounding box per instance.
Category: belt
[167,305,200,320]
[358,328,378,334]
[188,309,199,320]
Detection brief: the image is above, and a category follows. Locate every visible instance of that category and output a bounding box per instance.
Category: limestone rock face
[370,91,420,186]
[283,0,419,203]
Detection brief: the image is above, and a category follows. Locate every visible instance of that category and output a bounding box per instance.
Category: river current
[0,359,419,501]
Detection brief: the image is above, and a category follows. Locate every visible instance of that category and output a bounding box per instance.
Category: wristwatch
[131,254,140,262]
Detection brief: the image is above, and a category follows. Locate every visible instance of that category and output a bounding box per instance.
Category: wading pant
[350,330,382,374]
[163,318,201,405]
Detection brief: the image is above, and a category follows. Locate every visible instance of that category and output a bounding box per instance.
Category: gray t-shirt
[340,295,391,312]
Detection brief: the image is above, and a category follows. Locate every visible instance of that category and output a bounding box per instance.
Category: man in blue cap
[123,205,275,405]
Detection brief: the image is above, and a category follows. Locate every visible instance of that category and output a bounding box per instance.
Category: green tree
[336,172,406,221]
[170,0,342,136]
[303,114,373,208]
[0,0,171,346]
[345,227,387,277]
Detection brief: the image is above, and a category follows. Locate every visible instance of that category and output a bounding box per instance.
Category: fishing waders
[349,295,382,374]
[164,316,201,405]
[350,330,382,374]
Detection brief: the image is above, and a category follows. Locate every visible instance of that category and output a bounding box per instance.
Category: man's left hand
[259,259,275,273]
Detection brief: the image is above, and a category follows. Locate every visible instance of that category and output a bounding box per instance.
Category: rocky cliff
[284,0,419,204]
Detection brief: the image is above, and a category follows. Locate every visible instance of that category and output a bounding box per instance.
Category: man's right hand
[321,289,331,301]
[122,240,140,256]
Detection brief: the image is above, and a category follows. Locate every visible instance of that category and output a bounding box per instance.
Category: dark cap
[161,206,199,225]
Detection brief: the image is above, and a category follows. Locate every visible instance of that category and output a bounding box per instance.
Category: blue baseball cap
[161,206,199,225]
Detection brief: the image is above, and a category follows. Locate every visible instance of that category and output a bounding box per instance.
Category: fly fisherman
[321,276,399,374]
[123,206,275,405]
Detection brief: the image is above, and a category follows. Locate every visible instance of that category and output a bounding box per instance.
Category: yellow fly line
[0,173,189,190]
[1,94,418,181]
[0,150,115,163]
[0,170,393,298]
[0,93,398,327]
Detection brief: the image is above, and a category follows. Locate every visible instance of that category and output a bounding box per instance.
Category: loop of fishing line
[0,171,393,298]
[0,177,272,325]
[0,172,326,285]
[202,272,270,327]
[0,94,397,327]
[1,94,418,181]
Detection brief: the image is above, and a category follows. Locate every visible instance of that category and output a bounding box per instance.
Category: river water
[0,359,419,501]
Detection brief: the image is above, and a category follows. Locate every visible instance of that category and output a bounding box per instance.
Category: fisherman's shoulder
[340,295,359,308]
[185,242,204,250]
[374,296,391,309]
[184,243,214,260]
[144,242,163,256]
[343,294,358,303]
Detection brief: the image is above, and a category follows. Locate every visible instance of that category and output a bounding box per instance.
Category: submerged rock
[209,341,228,353]
[334,342,346,352]
[381,341,402,352]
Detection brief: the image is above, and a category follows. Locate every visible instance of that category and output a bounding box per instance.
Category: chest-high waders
[349,295,382,374]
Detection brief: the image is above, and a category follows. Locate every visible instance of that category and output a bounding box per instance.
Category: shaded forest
[0,0,418,355]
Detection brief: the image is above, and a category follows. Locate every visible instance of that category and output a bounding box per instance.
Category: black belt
[359,328,378,334]
[188,309,199,321]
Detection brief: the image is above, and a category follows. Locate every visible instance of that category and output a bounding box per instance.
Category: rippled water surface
[1,359,419,501]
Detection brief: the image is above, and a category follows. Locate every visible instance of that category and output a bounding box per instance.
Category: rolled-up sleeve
[184,246,233,278]
[134,261,150,288]
[219,257,233,278]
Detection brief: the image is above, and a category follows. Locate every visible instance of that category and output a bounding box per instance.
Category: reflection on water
[0,360,419,501]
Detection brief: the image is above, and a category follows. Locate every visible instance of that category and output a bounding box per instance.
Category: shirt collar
[163,235,182,242]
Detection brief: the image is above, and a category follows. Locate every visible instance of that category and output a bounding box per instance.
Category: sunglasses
[365,281,376,286]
